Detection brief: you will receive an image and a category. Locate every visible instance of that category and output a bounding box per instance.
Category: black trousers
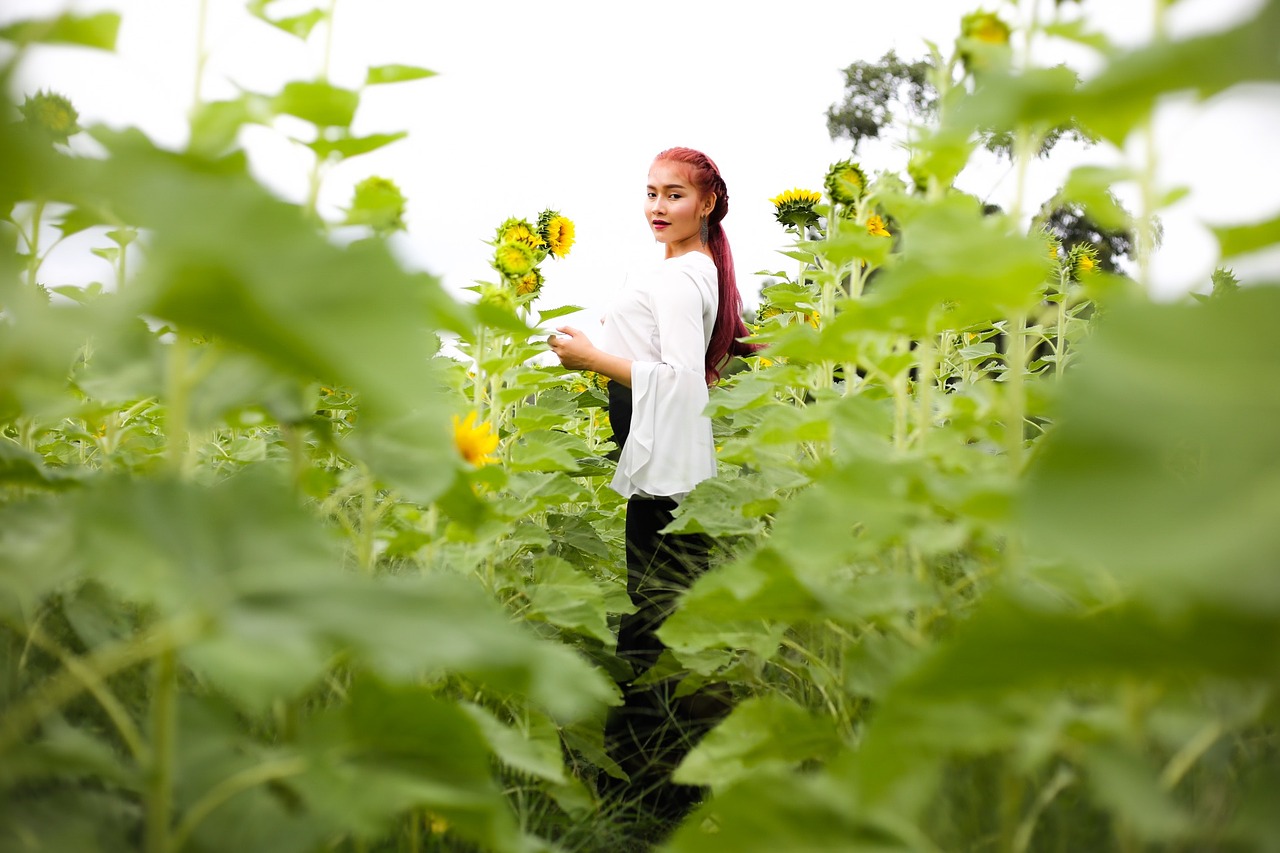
[604,383,729,813]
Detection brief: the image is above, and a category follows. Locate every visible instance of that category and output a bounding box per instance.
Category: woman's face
[645,160,715,258]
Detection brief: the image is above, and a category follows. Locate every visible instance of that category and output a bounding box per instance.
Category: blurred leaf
[1020,285,1280,609]
[846,194,1048,336]
[272,80,359,128]
[664,767,917,853]
[461,702,568,785]
[0,789,134,853]
[365,64,437,85]
[291,677,519,850]
[307,131,407,161]
[342,404,459,506]
[187,95,273,158]
[1080,744,1191,841]
[522,556,613,646]
[508,430,591,472]
[1061,166,1137,231]
[1213,213,1280,259]
[0,439,78,489]
[0,12,120,51]
[673,695,841,790]
[53,205,111,238]
[75,128,462,418]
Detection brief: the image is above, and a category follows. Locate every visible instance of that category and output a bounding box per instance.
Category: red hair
[653,147,760,383]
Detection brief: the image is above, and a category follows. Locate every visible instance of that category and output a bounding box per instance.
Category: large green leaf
[1020,284,1280,609]
[672,695,841,791]
[844,194,1049,336]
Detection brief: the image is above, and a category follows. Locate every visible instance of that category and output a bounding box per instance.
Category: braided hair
[653,147,760,383]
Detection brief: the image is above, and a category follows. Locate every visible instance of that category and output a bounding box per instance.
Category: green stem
[166,334,192,476]
[192,0,210,114]
[23,625,148,762]
[321,0,339,81]
[26,200,45,289]
[1005,313,1027,470]
[916,333,938,443]
[145,648,179,853]
[170,757,308,852]
[1054,269,1069,380]
[358,472,377,574]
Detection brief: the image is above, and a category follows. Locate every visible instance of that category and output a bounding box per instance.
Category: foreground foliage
[2,1,1278,851]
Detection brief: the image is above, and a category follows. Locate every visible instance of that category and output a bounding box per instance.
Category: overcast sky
[6,0,1278,324]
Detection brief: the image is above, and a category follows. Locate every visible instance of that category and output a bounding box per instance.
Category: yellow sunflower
[866,214,891,237]
[515,267,544,296]
[538,210,576,258]
[1068,243,1100,279]
[495,217,543,250]
[452,411,499,466]
[769,188,822,229]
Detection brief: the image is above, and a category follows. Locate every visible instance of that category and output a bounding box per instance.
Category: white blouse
[596,251,718,502]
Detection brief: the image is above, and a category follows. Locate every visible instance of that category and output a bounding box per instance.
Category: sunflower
[865,214,891,237]
[769,188,822,230]
[20,90,81,143]
[495,217,544,251]
[515,267,544,297]
[756,303,784,323]
[962,11,1011,45]
[493,240,537,279]
[824,160,867,206]
[477,281,516,311]
[1069,243,1099,279]
[452,411,500,466]
[538,209,576,258]
[959,11,1013,73]
[343,176,407,235]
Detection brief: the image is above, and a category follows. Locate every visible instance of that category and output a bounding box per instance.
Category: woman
[547,147,756,815]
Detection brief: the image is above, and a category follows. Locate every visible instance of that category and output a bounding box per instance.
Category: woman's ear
[702,193,717,216]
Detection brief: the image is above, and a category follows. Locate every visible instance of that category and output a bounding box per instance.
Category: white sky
[5,0,1279,321]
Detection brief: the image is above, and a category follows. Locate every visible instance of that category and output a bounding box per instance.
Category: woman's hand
[549,326,634,387]
[547,326,597,372]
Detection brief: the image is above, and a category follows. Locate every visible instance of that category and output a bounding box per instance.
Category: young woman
[547,147,756,815]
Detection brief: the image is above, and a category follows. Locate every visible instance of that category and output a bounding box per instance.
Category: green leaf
[53,205,110,238]
[0,439,78,489]
[0,12,120,51]
[673,695,841,790]
[272,80,359,128]
[1020,286,1280,609]
[365,64,437,85]
[1060,166,1138,231]
[81,128,465,417]
[522,556,614,646]
[188,95,273,158]
[341,404,459,506]
[843,194,1049,335]
[269,10,326,40]
[306,131,407,161]
[664,767,919,853]
[290,677,520,851]
[1213,213,1280,259]
[461,703,568,784]
[507,429,591,472]
[536,304,585,323]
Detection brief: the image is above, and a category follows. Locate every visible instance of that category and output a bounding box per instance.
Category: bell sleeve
[611,268,717,501]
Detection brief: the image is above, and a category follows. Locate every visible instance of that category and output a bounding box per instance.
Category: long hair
[653,147,760,384]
